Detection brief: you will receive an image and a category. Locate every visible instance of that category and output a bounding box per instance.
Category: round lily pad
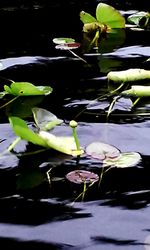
[86,142,120,161]
[65,170,99,184]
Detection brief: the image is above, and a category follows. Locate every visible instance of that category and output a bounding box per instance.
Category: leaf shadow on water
[0,236,75,250]
[91,235,150,247]
[0,195,92,226]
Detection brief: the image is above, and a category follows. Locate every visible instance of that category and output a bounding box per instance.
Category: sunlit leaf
[4,82,52,96]
[80,11,97,24]
[32,107,63,131]
[86,142,120,161]
[65,170,99,184]
[96,3,125,28]
[53,37,75,44]
[9,116,47,147]
[103,152,142,168]
[39,131,84,156]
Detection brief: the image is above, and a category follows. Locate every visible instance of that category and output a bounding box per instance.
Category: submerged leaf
[103,152,142,168]
[32,107,63,131]
[4,82,52,96]
[66,170,99,184]
[86,142,120,161]
[39,131,84,156]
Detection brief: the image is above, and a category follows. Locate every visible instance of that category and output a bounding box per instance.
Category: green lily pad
[53,37,75,44]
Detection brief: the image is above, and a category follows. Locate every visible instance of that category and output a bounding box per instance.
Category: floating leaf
[55,43,81,50]
[32,107,63,131]
[9,116,47,147]
[86,142,120,161]
[127,11,150,28]
[4,82,52,96]
[66,170,99,184]
[53,37,75,44]
[103,152,142,168]
[39,131,84,156]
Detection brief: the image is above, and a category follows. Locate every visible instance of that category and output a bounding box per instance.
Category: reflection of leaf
[103,152,142,168]
[16,168,45,190]
[32,107,63,131]
[98,29,126,53]
[4,82,52,96]
[96,3,125,28]
[6,96,44,118]
[66,170,99,184]
[86,142,120,161]
[0,152,19,170]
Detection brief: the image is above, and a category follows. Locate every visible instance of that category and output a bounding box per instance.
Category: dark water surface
[0,1,150,249]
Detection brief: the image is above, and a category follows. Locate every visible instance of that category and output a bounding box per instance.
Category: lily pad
[53,37,75,44]
[32,107,63,131]
[55,43,81,50]
[86,142,120,161]
[103,152,142,168]
[65,170,99,184]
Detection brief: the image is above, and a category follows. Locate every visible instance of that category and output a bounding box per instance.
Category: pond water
[0,1,150,250]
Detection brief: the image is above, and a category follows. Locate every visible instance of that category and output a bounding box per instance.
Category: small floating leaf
[103,152,142,168]
[39,131,84,156]
[53,37,75,44]
[32,107,63,131]
[86,142,120,161]
[66,170,99,184]
[4,82,52,96]
[55,43,81,50]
